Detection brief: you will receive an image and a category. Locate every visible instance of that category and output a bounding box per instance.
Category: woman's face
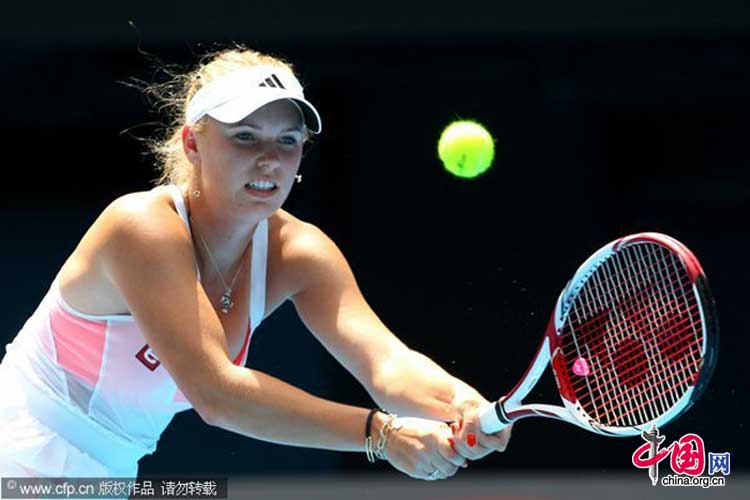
[193,99,305,218]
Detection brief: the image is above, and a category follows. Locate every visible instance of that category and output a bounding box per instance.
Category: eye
[279,135,301,146]
[235,131,255,141]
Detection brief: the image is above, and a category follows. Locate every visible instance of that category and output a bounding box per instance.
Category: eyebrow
[233,122,304,133]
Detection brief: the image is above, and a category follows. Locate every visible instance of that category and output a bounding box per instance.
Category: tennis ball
[438,120,495,178]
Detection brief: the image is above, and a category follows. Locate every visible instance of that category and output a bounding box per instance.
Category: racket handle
[478,399,511,434]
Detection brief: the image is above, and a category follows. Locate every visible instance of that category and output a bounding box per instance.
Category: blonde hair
[143,46,301,190]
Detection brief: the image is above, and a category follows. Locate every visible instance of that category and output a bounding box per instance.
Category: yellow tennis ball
[438,120,495,178]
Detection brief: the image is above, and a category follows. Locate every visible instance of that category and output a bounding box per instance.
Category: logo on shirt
[136,344,161,371]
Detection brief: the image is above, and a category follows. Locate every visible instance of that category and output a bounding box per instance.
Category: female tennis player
[0,47,511,481]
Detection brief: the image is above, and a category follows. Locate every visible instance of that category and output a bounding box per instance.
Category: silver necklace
[189,216,252,314]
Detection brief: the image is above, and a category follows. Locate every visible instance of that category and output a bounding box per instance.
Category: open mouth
[244,180,279,196]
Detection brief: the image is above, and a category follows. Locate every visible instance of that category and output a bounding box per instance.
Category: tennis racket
[479,233,718,437]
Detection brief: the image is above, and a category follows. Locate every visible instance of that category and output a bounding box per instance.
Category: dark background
[0,1,747,476]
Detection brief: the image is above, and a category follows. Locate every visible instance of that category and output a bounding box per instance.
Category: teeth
[246,180,276,191]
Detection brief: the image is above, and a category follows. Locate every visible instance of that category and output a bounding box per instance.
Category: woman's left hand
[449,395,513,461]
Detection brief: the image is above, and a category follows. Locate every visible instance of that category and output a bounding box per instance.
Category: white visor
[186,66,322,134]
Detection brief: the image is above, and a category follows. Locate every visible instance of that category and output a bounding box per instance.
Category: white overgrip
[478,401,510,433]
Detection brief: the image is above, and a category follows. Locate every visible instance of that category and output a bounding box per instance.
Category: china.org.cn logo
[631,425,730,488]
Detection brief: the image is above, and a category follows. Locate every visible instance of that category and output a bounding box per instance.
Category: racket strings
[561,264,689,353]
[563,249,695,359]
[568,285,700,381]
[558,243,704,428]
[603,351,700,422]
[600,245,702,424]
[614,245,703,409]
[581,316,701,394]
[583,245,701,426]
[560,250,687,337]
[565,275,691,348]
[576,335,701,414]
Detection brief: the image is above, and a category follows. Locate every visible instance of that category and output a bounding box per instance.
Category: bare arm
[99,197,374,450]
[372,349,485,420]
[99,197,463,476]
[289,223,511,458]
[289,224,482,420]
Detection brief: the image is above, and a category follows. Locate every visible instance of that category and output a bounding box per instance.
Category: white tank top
[0,185,268,472]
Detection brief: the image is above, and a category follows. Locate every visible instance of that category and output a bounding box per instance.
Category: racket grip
[478,399,511,434]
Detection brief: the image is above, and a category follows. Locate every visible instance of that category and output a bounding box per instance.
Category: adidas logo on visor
[185,66,321,133]
[258,74,286,89]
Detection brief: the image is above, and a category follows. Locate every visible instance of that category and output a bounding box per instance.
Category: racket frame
[479,233,718,437]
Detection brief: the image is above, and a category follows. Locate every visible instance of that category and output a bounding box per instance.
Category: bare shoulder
[265,210,352,307]
[99,188,190,249]
[58,187,191,315]
[270,210,339,258]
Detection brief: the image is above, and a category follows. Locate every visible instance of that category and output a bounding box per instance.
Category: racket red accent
[551,349,576,403]
[503,314,557,403]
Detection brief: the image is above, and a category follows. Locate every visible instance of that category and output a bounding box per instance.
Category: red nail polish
[458,419,464,431]
[450,423,457,434]
[467,433,477,447]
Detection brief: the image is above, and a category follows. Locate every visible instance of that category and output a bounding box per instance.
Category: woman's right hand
[382,417,467,480]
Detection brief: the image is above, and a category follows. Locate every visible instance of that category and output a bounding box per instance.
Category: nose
[256,141,281,170]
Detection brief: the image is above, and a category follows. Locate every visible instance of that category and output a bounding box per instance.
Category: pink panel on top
[49,303,106,388]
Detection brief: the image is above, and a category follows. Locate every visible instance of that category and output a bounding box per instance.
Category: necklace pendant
[220,290,234,315]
